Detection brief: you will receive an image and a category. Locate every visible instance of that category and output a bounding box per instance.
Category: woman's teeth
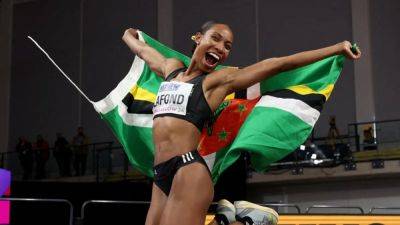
[208,52,220,61]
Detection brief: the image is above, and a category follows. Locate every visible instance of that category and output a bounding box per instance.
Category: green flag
[93,31,344,182]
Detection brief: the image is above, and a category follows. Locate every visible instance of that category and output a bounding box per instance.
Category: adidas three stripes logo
[182,152,195,163]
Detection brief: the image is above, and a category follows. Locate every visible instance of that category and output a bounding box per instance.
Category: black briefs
[153,150,211,196]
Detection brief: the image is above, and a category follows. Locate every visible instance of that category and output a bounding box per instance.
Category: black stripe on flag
[266,89,326,112]
[122,93,154,114]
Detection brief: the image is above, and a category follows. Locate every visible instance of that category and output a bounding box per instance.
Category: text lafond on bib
[153,81,194,116]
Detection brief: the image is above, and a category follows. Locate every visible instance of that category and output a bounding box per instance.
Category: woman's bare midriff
[153,117,201,165]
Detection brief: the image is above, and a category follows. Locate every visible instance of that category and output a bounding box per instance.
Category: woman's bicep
[138,45,169,76]
[136,47,185,78]
[122,32,168,76]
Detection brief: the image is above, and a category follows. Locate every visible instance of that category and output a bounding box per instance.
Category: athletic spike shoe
[234,201,279,225]
[214,199,236,225]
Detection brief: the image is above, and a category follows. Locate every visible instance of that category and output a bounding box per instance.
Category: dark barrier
[0,197,74,225]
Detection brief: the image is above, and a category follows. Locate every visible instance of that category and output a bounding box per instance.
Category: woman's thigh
[160,162,214,225]
[145,184,168,225]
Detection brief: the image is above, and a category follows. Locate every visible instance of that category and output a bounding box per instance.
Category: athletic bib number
[153,81,193,116]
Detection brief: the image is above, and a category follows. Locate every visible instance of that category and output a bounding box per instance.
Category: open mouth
[205,52,220,67]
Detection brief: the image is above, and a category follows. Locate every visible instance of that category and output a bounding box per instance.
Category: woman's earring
[191,35,199,45]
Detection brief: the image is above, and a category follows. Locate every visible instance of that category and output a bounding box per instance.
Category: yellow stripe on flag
[318,84,334,100]
[130,86,157,103]
[287,84,334,100]
[225,93,235,100]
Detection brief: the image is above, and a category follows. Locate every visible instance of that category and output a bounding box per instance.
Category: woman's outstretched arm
[122,28,182,77]
[218,41,361,93]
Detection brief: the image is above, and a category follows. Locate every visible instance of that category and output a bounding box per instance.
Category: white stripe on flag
[202,153,216,172]
[117,102,153,127]
[256,95,320,127]
[247,83,261,99]
[93,32,146,114]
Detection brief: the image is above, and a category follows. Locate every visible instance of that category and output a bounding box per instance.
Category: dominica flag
[93,31,345,182]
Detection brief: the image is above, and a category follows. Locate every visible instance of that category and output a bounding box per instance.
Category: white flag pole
[27,36,93,104]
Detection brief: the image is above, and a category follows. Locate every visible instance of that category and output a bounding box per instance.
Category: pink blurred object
[0,169,11,225]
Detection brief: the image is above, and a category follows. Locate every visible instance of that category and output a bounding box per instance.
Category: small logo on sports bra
[158,82,180,92]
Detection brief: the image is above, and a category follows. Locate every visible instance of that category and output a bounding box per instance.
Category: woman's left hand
[339,41,362,60]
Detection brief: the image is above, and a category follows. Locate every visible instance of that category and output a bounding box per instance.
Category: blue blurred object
[0,169,11,196]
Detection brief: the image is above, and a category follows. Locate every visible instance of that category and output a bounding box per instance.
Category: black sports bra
[152,68,212,131]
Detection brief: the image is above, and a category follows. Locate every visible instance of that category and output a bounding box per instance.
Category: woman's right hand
[338,41,361,60]
[124,28,139,39]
